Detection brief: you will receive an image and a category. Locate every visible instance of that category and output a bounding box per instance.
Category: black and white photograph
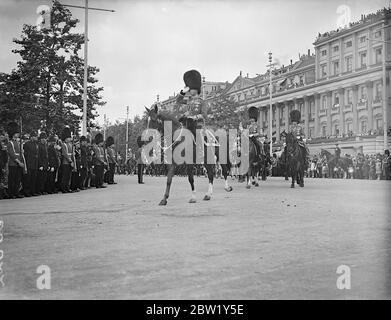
[0,0,390,305]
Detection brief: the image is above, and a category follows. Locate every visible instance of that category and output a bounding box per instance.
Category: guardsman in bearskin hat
[289,109,310,168]
[6,122,25,198]
[60,126,74,193]
[23,129,39,196]
[176,70,207,136]
[105,136,117,184]
[92,132,107,188]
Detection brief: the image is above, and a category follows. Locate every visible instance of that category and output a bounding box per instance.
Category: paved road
[0,175,390,299]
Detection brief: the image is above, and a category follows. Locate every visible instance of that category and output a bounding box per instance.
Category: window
[321,126,327,137]
[345,40,352,48]
[309,127,314,138]
[375,47,382,64]
[374,30,382,38]
[334,124,340,136]
[299,103,303,115]
[333,61,339,75]
[359,36,366,43]
[375,118,383,130]
[360,119,367,133]
[321,49,327,56]
[346,121,353,133]
[310,102,315,119]
[347,89,353,104]
[333,45,339,52]
[360,86,367,100]
[321,64,327,77]
[375,83,382,100]
[345,56,352,72]
[322,95,327,110]
[334,93,339,105]
[359,51,367,68]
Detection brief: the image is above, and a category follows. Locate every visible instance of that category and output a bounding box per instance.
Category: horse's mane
[321,149,332,157]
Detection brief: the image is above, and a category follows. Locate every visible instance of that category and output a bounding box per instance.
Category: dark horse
[245,139,270,188]
[145,105,233,206]
[320,149,353,178]
[282,131,305,188]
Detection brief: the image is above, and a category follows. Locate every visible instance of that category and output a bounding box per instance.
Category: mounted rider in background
[288,109,310,169]
[247,106,266,161]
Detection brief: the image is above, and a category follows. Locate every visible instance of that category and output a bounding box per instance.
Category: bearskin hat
[248,106,258,121]
[94,132,103,144]
[39,131,47,140]
[61,126,72,141]
[106,136,114,147]
[7,121,19,138]
[80,135,87,143]
[48,135,56,143]
[183,70,202,95]
[290,109,301,123]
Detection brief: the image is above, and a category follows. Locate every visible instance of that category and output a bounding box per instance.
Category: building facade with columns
[225,8,391,154]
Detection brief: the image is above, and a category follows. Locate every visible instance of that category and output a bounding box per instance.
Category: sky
[0,0,389,126]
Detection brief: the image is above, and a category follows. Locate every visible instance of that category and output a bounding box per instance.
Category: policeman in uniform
[288,110,310,168]
[6,122,25,198]
[23,130,39,196]
[37,131,49,195]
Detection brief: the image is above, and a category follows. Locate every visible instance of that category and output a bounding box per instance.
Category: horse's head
[285,132,297,154]
[145,104,159,125]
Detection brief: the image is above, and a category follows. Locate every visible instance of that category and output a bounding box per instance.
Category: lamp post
[126,106,129,163]
[267,52,277,157]
[62,1,115,136]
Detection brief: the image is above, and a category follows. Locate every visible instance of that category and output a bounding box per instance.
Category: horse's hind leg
[187,164,196,203]
[221,164,233,192]
[159,164,175,205]
[204,164,214,200]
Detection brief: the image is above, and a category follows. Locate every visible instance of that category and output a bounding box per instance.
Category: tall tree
[1,0,105,134]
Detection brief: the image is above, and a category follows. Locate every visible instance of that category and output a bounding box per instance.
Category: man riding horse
[247,106,266,160]
[287,109,310,169]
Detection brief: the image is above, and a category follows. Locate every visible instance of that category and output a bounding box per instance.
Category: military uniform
[23,135,39,196]
[6,122,24,198]
[37,132,48,194]
[60,127,74,193]
[105,136,117,184]
[288,110,310,168]
[92,133,106,188]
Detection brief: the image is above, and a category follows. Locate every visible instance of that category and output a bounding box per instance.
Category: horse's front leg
[159,164,175,205]
[187,164,196,203]
[203,164,214,200]
[290,165,296,188]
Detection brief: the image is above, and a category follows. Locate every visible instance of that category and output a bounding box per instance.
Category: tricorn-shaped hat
[94,133,103,144]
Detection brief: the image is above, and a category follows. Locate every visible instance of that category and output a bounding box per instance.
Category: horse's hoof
[224,186,233,192]
[159,199,167,206]
[252,181,256,185]
[246,185,251,189]
[300,183,304,187]
[285,177,289,181]
[291,185,295,188]
[254,183,259,187]
[203,195,211,201]
[189,198,197,203]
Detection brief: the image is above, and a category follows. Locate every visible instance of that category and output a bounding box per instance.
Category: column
[293,98,298,110]
[352,85,359,134]
[366,80,373,131]
[314,93,320,137]
[338,88,345,135]
[276,103,280,142]
[315,48,319,81]
[339,38,344,76]
[304,96,309,137]
[258,106,263,133]
[284,101,289,132]
[327,91,332,135]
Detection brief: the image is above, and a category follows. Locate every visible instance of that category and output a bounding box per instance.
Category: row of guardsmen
[0,122,118,200]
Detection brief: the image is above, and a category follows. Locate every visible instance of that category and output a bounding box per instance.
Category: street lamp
[267,52,277,157]
[63,1,115,136]
[126,106,129,163]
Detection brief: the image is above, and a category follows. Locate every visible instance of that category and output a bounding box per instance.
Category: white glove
[51,167,54,172]
[39,167,43,171]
